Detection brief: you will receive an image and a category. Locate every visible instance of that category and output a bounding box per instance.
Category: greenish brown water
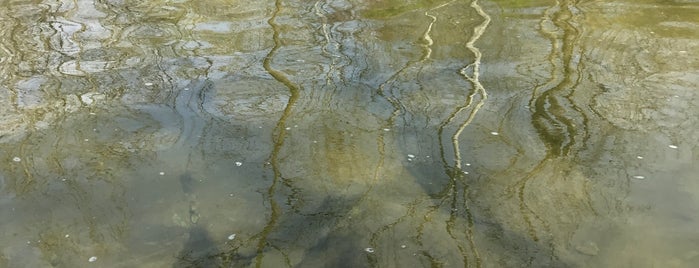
[0,0,698,267]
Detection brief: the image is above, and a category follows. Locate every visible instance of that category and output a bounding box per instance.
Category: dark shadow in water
[169,195,363,267]
[173,226,224,268]
[406,156,570,267]
[274,196,365,268]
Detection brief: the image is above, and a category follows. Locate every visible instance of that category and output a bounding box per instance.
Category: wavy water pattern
[1,0,698,267]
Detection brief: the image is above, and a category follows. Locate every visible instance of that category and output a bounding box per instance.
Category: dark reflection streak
[512,0,563,247]
[314,1,339,90]
[369,1,459,263]
[254,0,301,266]
[516,0,587,258]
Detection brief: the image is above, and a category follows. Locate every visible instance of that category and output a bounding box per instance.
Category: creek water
[0,0,698,267]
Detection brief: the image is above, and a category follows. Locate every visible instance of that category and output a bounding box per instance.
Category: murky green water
[1,0,698,267]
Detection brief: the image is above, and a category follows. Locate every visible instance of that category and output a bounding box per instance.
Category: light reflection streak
[434,1,490,266]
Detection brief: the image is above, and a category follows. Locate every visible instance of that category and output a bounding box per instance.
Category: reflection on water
[1,0,698,267]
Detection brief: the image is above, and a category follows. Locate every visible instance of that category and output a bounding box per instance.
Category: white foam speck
[668,145,678,149]
[636,156,644,159]
[235,162,243,166]
[364,248,375,253]
[228,234,236,240]
[12,157,21,162]
[407,154,416,158]
[159,172,165,176]
[490,131,499,136]
[144,82,153,86]
[633,175,645,180]
[88,256,97,262]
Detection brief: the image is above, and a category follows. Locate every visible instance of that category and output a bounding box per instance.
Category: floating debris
[668,145,678,149]
[235,162,243,166]
[12,157,21,162]
[632,175,646,180]
[227,234,236,240]
[159,172,165,176]
[88,256,98,262]
[364,248,375,253]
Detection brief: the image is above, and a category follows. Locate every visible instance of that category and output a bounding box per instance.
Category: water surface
[1,0,698,267]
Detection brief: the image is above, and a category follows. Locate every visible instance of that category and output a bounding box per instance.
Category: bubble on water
[159,172,165,176]
[633,175,645,180]
[228,234,236,240]
[12,157,21,162]
[88,256,97,262]
[364,247,375,253]
[668,145,678,149]
[235,162,242,166]
[490,131,499,136]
